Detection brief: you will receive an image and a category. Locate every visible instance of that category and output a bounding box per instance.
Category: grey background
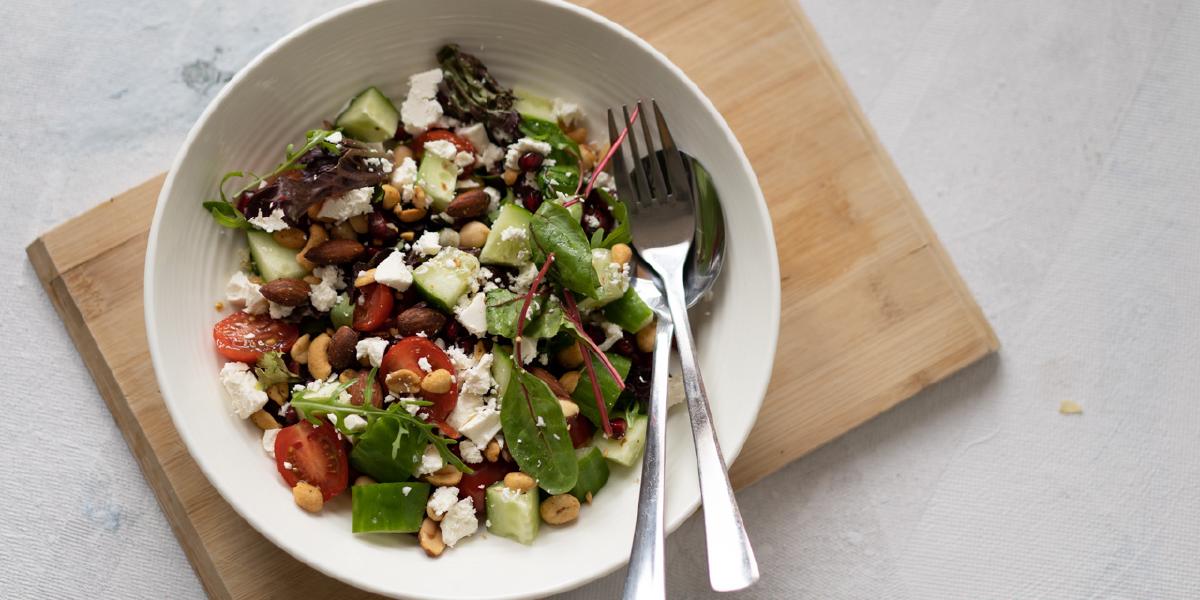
[3,0,1198,598]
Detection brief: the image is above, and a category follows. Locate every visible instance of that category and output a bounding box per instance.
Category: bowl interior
[145,0,779,598]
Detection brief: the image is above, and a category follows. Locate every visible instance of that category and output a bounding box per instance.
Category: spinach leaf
[523,295,563,340]
[500,370,579,494]
[350,415,426,482]
[572,351,632,428]
[530,202,601,299]
[597,189,632,248]
[519,116,581,198]
[486,289,563,340]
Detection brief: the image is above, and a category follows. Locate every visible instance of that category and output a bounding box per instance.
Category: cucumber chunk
[491,346,515,398]
[479,203,533,266]
[569,447,610,502]
[352,482,430,533]
[335,87,399,143]
[485,482,540,544]
[418,153,458,212]
[593,414,648,467]
[413,247,480,311]
[246,230,307,282]
[603,287,654,333]
[330,294,353,329]
[513,88,556,122]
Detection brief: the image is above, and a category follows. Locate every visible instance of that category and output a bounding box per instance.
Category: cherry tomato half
[457,457,516,515]
[379,337,459,427]
[212,312,299,363]
[352,283,394,332]
[412,129,476,167]
[273,421,349,501]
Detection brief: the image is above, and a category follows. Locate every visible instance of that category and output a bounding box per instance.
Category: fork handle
[661,272,760,592]
[623,314,674,600]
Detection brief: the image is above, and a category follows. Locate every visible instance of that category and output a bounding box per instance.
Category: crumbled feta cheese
[440,497,479,547]
[317,187,373,222]
[355,337,389,368]
[453,151,475,168]
[343,414,368,431]
[427,486,460,517]
[247,207,289,233]
[454,293,488,336]
[553,98,584,128]
[424,139,459,161]
[535,416,546,428]
[415,444,444,476]
[414,231,441,256]
[374,252,413,291]
[219,361,268,419]
[261,428,279,458]
[417,356,433,373]
[478,144,505,170]
[365,156,393,174]
[459,441,483,464]
[457,401,502,447]
[583,214,601,229]
[401,69,444,135]
[456,179,481,189]
[268,302,293,320]
[592,170,615,192]
[510,263,539,295]
[309,265,345,312]
[500,226,528,242]
[389,156,419,202]
[455,123,489,150]
[518,336,538,365]
[597,321,624,351]
[504,137,553,171]
[483,187,501,213]
[225,271,269,315]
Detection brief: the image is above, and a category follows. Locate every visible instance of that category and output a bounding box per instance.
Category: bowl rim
[144,0,781,597]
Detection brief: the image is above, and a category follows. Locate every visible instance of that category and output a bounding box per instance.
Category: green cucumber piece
[572,352,632,428]
[418,153,458,212]
[352,482,430,533]
[479,203,533,266]
[603,287,654,333]
[335,87,400,143]
[592,413,648,467]
[350,417,425,482]
[330,294,353,329]
[513,88,556,122]
[485,482,540,544]
[412,248,479,311]
[569,447,610,502]
[491,346,515,398]
[590,248,628,305]
[246,230,307,282]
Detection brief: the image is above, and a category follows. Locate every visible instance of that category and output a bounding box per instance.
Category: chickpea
[458,221,490,249]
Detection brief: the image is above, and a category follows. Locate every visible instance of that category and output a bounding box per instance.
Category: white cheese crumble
[389,156,419,202]
[592,170,616,192]
[458,441,483,464]
[597,321,625,351]
[427,486,460,517]
[268,302,293,320]
[317,187,373,222]
[455,122,489,150]
[414,231,442,256]
[504,137,553,171]
[225,271,268,315]
[453,293,488,336]
[247,207,289,233]
[261,428,279,458]
[457,400,502,447]
[355,337,389,368]
[365,156,393,174]
[535,416,546,428]
[415,444,444,476]
[417,356,433,373]
[325,131,343,144]
[219,361,268,419]
[373,251,413,291]
[583,214,601,229]
[518,336,538,365]
[500,226,528,243]
[553,98,584,128]
[328,412,367,431]
[401,68,444,135]
[510,263,540,295]
[424,139,459,161]
[308,265,345,312]
[440,497,479,547]
[483,187,501,213]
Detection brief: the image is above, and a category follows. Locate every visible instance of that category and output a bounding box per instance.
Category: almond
[395,307,447,337]
[327,326,360,371]
[445,189,490,219]
[531,367,570,400]
[305,239,366,265]
[259,278,311,306]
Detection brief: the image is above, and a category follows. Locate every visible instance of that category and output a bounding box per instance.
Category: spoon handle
[661,271,759,592]
[623,313,673,600]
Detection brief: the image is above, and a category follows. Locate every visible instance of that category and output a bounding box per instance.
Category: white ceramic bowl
[145,0,779,598]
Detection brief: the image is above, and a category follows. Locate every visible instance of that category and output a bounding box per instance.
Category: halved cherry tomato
[212,312,299,362]
[273,421,349,501]
[457,456,516,514]
[412,129,476,166]
[352,283,393,332]
[379,337,458,425]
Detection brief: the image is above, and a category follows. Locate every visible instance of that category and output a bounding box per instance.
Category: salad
[205,45,658,556]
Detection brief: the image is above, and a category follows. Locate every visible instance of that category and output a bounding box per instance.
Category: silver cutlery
[610,100,759,592]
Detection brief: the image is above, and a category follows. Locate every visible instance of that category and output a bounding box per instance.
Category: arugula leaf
[500,370,579,494]
[254,352,297,388]
[530,202,601,299]
[597,189,632,248]
[202,200,251,230]
[571,351,632,428]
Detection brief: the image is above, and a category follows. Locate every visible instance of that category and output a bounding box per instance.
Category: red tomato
[379,337,459,426]
[352,283,393,332]
[273,421,349,501]
[412,129,476,167]
[212,312,299,362]
[457,457,516,514]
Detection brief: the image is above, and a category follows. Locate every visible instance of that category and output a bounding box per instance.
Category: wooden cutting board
[26,0,997,597]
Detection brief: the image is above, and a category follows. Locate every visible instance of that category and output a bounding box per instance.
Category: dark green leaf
[500,371,578,494]
[350,416,426,482]
[569,447,610,501]
[572,351,632,428]
[597,189,631,248]
[530,202,601,299]
[202,200,251,230]
[519,116,581,198]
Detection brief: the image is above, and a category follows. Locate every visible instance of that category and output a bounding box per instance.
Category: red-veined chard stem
[513,253,556,367]
[568,104,640,205]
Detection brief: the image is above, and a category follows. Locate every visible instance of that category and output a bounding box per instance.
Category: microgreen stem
[570,104,640,203]
[514,253,556,367]
[561,290,626,388]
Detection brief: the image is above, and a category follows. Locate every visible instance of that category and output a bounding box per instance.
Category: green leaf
[523,295,563,340]
[569,447,610,502]
[519,116,581,198]
[530,202,601,299]
[500,370,579,495]
[202,200,251,230]
[254,352,297,388]
[485,289,562,341]
[351,415,426,482]
[597,189,632,248]
[205,129,340,223]
[572,352,632,428]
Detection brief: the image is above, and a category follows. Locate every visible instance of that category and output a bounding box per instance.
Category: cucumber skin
[418,153,458,212]
[593,414,648,467]
[335,87,399,143]
[479,203,533,267]
[351,482,430,533]
[603,287,655,333]
[412,248,479,312]
[246,231,307,282]
[485,483,540,544]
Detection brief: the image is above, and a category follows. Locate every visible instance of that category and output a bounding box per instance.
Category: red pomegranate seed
[518,152,544,171]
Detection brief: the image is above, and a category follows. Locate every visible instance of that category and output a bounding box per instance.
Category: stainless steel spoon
[675,152,726,307]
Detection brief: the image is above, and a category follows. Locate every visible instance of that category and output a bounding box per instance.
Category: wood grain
[26,0,996,596]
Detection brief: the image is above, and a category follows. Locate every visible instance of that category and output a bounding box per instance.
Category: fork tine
[607,108,637,210]
[637,100,670,202]
[623,104,654,205]
[652,100,693,204]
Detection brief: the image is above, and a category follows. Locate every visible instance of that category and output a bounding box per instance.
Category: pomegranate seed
[521,187,543,212]
[518,152,544,171]
[608,418,627,440]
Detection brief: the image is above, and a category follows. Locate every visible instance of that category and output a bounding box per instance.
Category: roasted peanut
[503,472,536,492]
[421,369,453,394]
[501,169,519,186]
[296,224,329,271]
[579,143,597,172]
[557,343,584,369]
[293,482,324,513]
[559,371,581,394]
[393,145,414,163]
[385,369,422,395]
[424,465,462,487]
[566,127,589,144]
[400,231,415,242]
[636,320,656,353]
[610,243,633,265]
[307,333,333,380]
[397,206,427,223]
[272,228,307,250]
[266,382,289,405]
[348,214,369,235]
[331,220,357,240]
[412,186,428,210]
[381,184,401,210]
[418,518,445,557]
[484,440,501,462]
[540,494,580,525]
[558,399,580,419]
[290,334,312,364]
[250,410,280,430]
[354,268,377,287]
[426,504,445,522]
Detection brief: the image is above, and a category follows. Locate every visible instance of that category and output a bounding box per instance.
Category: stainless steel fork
[609,100,759,593]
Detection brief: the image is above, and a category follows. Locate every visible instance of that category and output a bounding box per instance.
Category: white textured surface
[3,0,1198,598]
